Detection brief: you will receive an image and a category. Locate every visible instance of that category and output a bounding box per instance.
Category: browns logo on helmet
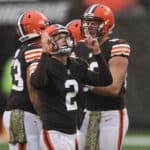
[16,10,51,43]
[66,19,82,43]
[81,4,115,38]
[41,24,75,55]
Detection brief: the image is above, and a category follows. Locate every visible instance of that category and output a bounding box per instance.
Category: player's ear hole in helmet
[81,4,115,38]
[41,24,75,55]
[16,10,51,43]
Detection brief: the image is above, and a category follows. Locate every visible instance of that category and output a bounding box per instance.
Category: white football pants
[78,108,129,150]
[40,130,77,150]
[3,110,42,150]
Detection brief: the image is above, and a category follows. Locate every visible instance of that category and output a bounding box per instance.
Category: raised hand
[84,34,101,55]
[41,32,57,54]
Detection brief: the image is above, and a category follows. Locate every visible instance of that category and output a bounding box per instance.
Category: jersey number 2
[65,79,78,111]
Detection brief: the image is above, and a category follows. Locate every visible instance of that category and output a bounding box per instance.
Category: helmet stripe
[17,13,25,36]
[87,4,99,14]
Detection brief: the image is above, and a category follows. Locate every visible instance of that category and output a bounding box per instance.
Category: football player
[73,4,131,150]
[30,24,112,150]
[3,10,51,150]
[66,19,88,144]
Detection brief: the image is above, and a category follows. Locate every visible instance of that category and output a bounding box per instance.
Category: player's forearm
[92,85,121,97]
[28,87,42,115]
[30,91,43,116]
[27,71,42,115]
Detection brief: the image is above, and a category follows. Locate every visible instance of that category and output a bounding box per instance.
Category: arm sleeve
[83,53,112,86]
[111,39,131,58]
[30,53,49,89]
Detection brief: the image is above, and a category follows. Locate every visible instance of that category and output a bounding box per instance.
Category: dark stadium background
[0,0,150,149]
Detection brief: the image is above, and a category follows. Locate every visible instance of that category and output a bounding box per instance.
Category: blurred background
[0,0,150,149]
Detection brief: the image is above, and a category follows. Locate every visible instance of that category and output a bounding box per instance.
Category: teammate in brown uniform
[30,24,112,150]
[73,4,131,150]
[3,10,50,150]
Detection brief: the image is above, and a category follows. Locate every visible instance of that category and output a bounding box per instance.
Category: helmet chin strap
[50,46,72,55]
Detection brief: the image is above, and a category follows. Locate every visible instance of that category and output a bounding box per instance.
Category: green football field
[122,130,150,150]
[0,130,150,150]
[1,144,150,150]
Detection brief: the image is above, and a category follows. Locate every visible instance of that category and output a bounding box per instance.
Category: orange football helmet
[42,24,74,55]
[81,4,115,37]
[66,19,82,43]
[16,10,50,43]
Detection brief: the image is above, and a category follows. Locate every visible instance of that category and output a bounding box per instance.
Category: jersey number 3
[12,58,24,91]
